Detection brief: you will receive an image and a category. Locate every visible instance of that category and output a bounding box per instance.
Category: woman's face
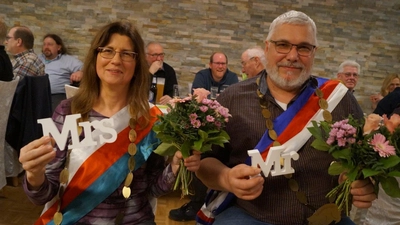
[388,78,400,93]
[96,33,136,89]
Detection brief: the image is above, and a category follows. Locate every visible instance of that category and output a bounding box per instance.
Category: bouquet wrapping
[308,113,400,215]
[152,88,231,197]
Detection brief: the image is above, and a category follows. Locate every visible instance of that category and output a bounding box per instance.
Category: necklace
[256,77,340,225]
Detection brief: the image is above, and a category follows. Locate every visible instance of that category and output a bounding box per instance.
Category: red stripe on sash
[35,107,162,225]
[261,80,339,160]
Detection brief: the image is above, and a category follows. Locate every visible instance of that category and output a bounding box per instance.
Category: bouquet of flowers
[152,88,231,197]
[308,113,400,215]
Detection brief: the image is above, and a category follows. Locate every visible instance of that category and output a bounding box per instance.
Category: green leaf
[388,171,400,177]
[328,162,346,175]
[311,139,330,151]
[200,143,212,152]
[153,143,178,156]
[180,140,193,158]
[380,177,400,198]
[308,123,322,140]
[379,155,400,169]
[346,167,360,181]
[361,168,382,178]
[331,148,351,161]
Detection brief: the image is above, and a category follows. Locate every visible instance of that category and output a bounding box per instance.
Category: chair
[65,84,79,98]
[0,77,20,190]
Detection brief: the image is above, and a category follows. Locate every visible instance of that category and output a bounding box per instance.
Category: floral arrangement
[152,88,231,197]
[308,113,400,215]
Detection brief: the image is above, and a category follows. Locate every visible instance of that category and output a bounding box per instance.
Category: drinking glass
[210,86,218,100]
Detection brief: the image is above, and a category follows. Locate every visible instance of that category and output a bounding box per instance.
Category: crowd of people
[0,9,398,225]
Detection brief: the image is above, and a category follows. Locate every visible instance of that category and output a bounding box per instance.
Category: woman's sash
[36,105,162,225]
[196,78,349,225]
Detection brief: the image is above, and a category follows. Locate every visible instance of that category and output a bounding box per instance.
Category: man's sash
[196,78,348,225]
[36,105,162,225]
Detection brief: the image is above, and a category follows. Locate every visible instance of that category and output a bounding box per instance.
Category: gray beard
[266,66,311,92]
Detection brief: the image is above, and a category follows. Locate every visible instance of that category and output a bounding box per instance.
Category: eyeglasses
[147,53,165,58]
[212,62,227,66]
[5,36,14,41]
[269,40,316,56]
[241,57,255,66]
[340,72,359,78]
[97,47,137,62]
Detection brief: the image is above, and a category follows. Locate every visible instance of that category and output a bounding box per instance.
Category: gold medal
[266,119,273,130]
[268,129,277,140]
[59,168,69,184]
[315,88,323,98]
[129,129,137,142]
[262,109,271,118]
[318,99,328,110]
[53,212,63,225]
[122,186,131,199]
[296,191,308,205]
[124,172,133,187]
[128,143,137,156]
[128,157,136,171]
[129,118,136,129]
[288,179,299,192]
[323,110,332,122]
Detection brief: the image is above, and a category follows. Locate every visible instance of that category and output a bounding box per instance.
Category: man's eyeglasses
[97,47,137,62]
[147,53,165,58]
[269,40,316,56]
[212,62,227,66]
[5,36,14,41]
[340,72,359,78]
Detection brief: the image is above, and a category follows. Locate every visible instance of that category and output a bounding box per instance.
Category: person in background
[19,21,200,225]
[0,19,13,81]
[169,52,239,222]
[5,26,45,78]
[370,74,400,110]
[196,10,376,225]
[241,47,266,79]
[39,34,83,111]
[146,42,178,104]
[336,60,360,92]
[192,52,239,94]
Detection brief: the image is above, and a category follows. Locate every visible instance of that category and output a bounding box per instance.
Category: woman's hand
[171,150,201,175]
[19,136,56,190]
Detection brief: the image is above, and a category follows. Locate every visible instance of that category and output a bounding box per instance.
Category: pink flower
[383,114,400,134]
[191,120,201,128]
[199,105,208,112]
[363,114,382,135]
[206,115,215,122]
[370,133,396,157]
[193,88,210,103]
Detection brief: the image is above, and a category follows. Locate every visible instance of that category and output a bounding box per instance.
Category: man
[0,19,13,81]
[39,34,83,111]
[146,42,178,104]
[169,52,239,222]
[196,10,376,225]
[5,26,45,78]
[336,60,361,92]
[241,47,266,79]
[192,52,239,93]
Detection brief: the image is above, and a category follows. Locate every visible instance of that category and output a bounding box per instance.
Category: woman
[19,21,200,225]
[370,74,400,110]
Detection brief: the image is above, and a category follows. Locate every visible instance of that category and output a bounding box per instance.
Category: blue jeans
[213,206,355,225]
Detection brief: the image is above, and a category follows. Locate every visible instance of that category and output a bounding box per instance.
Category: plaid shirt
[12,49,45,78]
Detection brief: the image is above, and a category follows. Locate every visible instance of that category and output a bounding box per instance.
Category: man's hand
[159,95,172,105]
[70,71,83,83]
[225,164,264,200]
[350,179,377,208]
[149,61,163,75]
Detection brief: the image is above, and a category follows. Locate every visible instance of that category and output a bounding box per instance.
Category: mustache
[277,62,304,69]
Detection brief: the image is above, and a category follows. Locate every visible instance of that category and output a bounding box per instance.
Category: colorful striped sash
[36,105,162,225]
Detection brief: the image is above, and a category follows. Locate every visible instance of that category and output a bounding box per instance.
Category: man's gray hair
[266,10,318,46]
[338,60,361,73]
[246,47,266,68]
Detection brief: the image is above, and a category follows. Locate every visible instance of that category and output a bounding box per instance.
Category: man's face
[4,27,19,55]
[241,52,257,78]
[337,66,359,91]
[42,37,61,60]
[265,23,316,91]
[146,44,164,65]
[209,53,227,81]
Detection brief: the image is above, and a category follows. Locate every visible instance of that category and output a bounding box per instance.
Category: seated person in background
[5,26,45,78]
[169,52,239,222]
[336,60,360,92]
[196,10,375,225]
[240,46,266,79]
[0,19,14,81]
[370,74,399,110]
[39,34,83,111]
[192,52,239,94]
[146,42,178,104]
[19,21,200,225]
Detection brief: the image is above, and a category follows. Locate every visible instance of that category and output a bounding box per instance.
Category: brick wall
[1,0,399,113]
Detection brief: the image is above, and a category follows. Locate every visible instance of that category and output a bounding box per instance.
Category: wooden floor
[0,176,196,225]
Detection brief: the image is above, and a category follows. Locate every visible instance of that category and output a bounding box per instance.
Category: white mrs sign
[248,146,299,177]
[37,114,118,150]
